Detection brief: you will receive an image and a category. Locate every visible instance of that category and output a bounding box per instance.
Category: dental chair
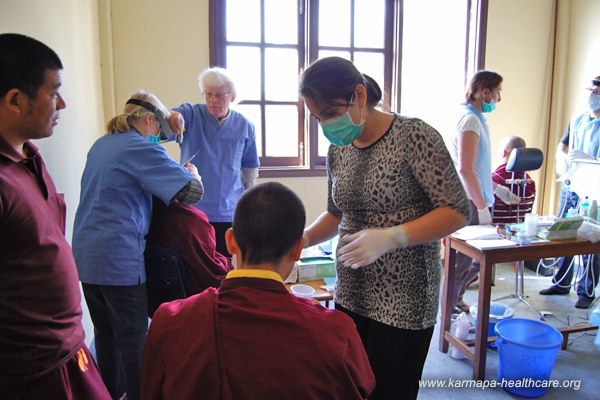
[492,148,547,320]
[145,246,188,318]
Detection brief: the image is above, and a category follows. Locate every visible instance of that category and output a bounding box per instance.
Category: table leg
[473,254,492,380]
[439,240,457,353]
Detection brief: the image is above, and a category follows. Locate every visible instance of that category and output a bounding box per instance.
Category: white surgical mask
[588,92,600,112]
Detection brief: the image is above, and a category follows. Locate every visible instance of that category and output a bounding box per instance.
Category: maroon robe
[492,163,536,224]
[141,274,375,400]
[146,198,233,295]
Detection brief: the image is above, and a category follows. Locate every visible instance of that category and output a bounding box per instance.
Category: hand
[167,112,185,134]
[184,162,200,179]
[477,207,492,225]
[302,232,310,249]
[494,185,520,205]
[567,149,594,163]
[337,226,408,269]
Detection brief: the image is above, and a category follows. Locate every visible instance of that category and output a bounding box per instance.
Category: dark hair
[0,33,63,99]
[233,182,306,265]
[465,70,503,102]
[299,56,382,108]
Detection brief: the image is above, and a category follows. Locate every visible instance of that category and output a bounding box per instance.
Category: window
[210,0,487,177]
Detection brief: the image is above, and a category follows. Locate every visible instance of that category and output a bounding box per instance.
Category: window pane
[226,0,261,42]
[265,48,299,101]
[354,52,384,93]
[319,0,350,47]
[265,0,297,44]
[318,49,351,60]
[227,46,262,101]
[234,104,263,156]
[265,105,298,157]
[354,0,385,48]
[401,0,468,137]
[317,124,329,157]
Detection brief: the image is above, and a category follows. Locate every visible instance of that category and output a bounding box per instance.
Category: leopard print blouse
[328,114,470,330]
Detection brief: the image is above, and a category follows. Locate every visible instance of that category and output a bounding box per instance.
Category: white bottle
[580,196,590,218]
[450,312,469,359]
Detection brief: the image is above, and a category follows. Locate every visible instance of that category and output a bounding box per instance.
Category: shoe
[456,300,470,313]
[539,286,570,295]
[575,296,594,309]
[466,274,479,288]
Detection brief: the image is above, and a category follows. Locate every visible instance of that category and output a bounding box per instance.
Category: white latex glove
[567,149,594,163]
[337,226,408,269]
[494,185,521,205]
[477,207,492,225]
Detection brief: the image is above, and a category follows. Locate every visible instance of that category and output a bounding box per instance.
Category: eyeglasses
[203,91,231,100]
[592,80,600,87]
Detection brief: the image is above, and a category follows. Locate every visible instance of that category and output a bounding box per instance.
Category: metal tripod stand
[493,260,546,321]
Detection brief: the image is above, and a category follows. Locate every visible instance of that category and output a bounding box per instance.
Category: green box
[537,216,583,240]
[296,257,336,282]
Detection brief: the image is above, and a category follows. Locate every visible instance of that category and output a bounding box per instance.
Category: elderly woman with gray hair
[72,90,202,400]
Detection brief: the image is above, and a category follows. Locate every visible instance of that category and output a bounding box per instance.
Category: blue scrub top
[173,103,260,222]
[569,111,600,159]
[451,103,494,207]
[73,131,194,285]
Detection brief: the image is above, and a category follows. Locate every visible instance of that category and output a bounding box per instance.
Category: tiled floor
[419,261,599,399]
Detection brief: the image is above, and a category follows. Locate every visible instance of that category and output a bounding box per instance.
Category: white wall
[486,0,555,213]
[0,0,105,344]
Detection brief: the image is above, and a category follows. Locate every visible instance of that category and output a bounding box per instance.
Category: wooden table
[439,236,600,380]
[286,279,334,306]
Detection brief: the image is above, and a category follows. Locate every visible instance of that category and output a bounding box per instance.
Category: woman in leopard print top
[299,57,470,400]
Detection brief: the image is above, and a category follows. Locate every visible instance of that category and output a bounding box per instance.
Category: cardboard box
[296,257,336,282]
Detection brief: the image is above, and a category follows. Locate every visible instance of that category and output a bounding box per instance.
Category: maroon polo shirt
[0,136,84,386]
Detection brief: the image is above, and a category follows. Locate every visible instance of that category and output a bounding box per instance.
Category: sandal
[466,274,478,288]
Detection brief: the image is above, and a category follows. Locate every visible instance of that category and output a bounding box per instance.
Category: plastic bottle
[589,200,598,222]
[580,196,590,218]
[450,312,469,359]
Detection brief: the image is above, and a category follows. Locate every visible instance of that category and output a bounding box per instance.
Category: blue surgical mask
[319,102,365,146]
[588,92,600,111]
[146,132,161,143]
[482,99,496,113]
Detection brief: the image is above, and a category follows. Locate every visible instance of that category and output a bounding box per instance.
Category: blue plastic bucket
[470,302,514,348]
[494,318,563,397]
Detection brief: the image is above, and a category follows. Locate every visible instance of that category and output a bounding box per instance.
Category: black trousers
[210,221,232,258]
[336,304,434,400]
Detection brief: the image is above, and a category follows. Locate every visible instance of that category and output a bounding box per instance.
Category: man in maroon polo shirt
[0,33,110,399]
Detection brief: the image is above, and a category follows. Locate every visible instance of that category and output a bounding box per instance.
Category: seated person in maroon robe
[141,182,375,400]
[492,135,536,224]
[146,197,233,295]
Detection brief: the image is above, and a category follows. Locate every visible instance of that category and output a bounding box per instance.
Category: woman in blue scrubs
[72,90,203,400]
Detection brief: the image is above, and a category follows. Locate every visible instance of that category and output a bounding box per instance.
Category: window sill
[258,166,327,178]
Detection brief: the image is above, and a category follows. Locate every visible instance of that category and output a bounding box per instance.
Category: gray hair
[198,67,237,99]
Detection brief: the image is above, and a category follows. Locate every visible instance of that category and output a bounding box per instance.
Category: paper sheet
[465,239,518,250]
[453,225,499,240]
